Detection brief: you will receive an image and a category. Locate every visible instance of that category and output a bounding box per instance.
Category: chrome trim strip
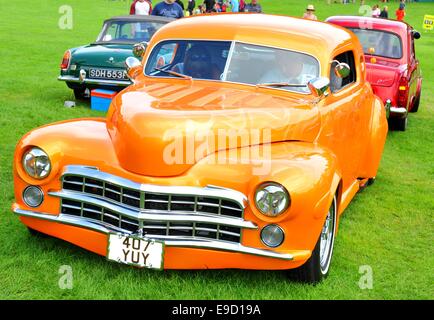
[61,165,248,209]
[49,190,256,229]
[58,75,131,86]
[390,106,407,115]
[14,208,293,261]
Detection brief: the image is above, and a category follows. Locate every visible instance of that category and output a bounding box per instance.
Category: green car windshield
[145,40,320,93]
[96,20,166,44]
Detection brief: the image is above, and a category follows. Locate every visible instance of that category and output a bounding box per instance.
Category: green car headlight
[22,147,51,179]
[254,182,290,217]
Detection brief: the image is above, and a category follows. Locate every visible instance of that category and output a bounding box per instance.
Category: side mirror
[125,56,142,81]
[133,42,148,58]
[308,77,330,98]
[332,60,351,79]
[412,30,421,40]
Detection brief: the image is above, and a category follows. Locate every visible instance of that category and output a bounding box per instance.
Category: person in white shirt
[131,0,152,39]
[372,5,381,18]
[135,0,152,15]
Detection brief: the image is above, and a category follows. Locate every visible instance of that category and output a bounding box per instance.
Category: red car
[326,16,422,131]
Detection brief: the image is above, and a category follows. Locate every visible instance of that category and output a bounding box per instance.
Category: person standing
[379,6,388,19]
[204,0,216,12]
[151,0,184,18]
[395,3,406,21]
[245,0,262,13]
[372,5,381,18]
[175,0,185,10]
[187,0,196,15]
[239,0,246,12]
[231,0,239,12]
[302,5,317,21]
[130,0,152,15]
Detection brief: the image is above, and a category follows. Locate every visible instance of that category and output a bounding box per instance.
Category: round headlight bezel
[254,182,290,217]
[22,186,44,208]
[260,224,285,248]
[22,147,51,180]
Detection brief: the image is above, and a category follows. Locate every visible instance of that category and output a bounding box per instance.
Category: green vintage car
[58,15,174,99]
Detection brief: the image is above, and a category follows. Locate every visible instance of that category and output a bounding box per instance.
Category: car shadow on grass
[24,228,309,290]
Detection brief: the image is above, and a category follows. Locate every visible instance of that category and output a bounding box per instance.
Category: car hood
[70,43,134,68]
[106,81,321,177]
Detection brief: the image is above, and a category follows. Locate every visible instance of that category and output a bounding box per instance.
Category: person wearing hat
[303,5,317,21]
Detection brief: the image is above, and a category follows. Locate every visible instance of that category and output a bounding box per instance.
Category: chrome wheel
[319,197,336,274]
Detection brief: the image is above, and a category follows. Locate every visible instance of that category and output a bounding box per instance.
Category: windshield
[348,28,402,59]
[145,40,320,93]
[96,20,166,43]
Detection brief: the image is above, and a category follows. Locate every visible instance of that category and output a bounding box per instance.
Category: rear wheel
[410,91,421,113]
[288,195,337,284]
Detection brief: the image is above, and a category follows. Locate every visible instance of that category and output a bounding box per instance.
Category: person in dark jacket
[379,6,388,19]
[187,0,196,15]
[203,0,216,12]
[175,0,185,10]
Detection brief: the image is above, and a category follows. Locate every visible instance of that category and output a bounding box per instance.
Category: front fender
[192,141,342,254]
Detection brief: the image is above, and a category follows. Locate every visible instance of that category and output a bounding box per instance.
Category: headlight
[254,182,290,217]
[23,186,44,207]
[261,224,285,248]
[22,147,51,179]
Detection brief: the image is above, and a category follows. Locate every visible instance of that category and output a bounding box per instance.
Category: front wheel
[288,195,337,284]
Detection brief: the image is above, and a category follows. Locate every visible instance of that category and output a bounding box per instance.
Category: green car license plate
[107,233,164,269]
[89,68,126,80]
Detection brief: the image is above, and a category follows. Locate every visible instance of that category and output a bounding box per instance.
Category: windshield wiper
[152,67,192,80]
[256,82,307,88]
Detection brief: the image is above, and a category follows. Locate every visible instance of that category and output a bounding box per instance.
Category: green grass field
[0,0,433,299]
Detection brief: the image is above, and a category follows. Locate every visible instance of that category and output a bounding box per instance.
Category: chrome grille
[62,175,243,218]
[61,199,242,243]
[55,166,251,244]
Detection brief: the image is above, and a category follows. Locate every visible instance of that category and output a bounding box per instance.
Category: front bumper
[14,208,295,261]
[58,75,131,87]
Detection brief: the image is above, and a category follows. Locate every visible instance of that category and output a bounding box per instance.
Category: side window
[330,51,357,93]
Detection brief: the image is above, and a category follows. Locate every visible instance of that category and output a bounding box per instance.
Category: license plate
[89,68,126,80]
[107,233,164,269]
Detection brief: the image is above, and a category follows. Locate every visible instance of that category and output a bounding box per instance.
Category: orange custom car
[13,14,388,283]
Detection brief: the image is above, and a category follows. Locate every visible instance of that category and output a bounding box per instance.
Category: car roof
[326,16,412,32]
[104,15,175,24]
[150,13,355,60]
